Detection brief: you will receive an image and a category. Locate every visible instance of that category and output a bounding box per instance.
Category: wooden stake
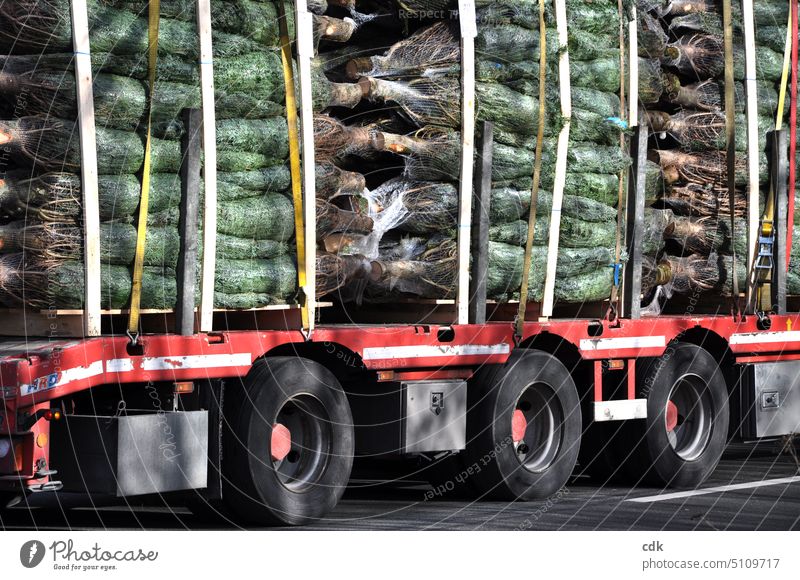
[296,1,318,335]
[541,0,571,320]
[457,0,477,326]
[197,0,217,332]
[70,0,101,337]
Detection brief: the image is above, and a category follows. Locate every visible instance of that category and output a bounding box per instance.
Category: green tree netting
[486,242,615,303]
[0,0,268,57]
[489,215,616,249]
[0,172,140,222]
[214,255,297,296]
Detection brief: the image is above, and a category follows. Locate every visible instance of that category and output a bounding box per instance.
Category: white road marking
[626,476,800,503]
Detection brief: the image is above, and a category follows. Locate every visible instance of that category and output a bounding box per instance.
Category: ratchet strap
[127,0,160,341]
[788,0,799,272]
[722,0,740,318]
[515,0,547,340]
[278,0,310,331]
[751,7,794,314]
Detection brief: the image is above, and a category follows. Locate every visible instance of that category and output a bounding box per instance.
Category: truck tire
[466,350,582,500]
[617,342,729,488]
[223,357,354,526]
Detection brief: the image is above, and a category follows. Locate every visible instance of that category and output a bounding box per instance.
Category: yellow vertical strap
[127,0,160,338]
[278,0,309,330]
[515,0,547,339]
[755,10,793,313]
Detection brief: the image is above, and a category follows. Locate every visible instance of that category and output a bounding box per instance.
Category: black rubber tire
[223,357,354,526]
[615,342,729,488]
[465,350,582,501]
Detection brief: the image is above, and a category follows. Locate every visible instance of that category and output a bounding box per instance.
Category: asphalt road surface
[2,443,799,531]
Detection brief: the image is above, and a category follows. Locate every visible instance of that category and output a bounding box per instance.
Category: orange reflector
[36,433,48,448]
[377,371,395,382]
[607,359,625,370]
[14,442,23,472]
[174,381,194,394]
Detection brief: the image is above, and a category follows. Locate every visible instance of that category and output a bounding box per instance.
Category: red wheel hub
[270,423,292,461]
[665,400,679,432]
[512,409,527,443]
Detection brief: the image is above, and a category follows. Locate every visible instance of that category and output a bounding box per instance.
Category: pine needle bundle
[647,110,727,151]
[656,149,767,186]
[664,34,723,79]
[316,252,373,298]
[661,182,747,218]
[0,0,265,57]
[664,215,724,254]
[316,163,366,200]
[0,221,184,267]
[345,21,460,79]
[317,200,374,237]
[368,178,457,234]
[0,172,140,222]
[369,238,458,299]
[360,76,461,128]
[314,114,380,162]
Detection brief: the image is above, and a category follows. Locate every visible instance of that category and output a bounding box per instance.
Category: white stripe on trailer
[106,353,253,373]
[626,476,800,503]
[20,360,105,396]
[580,336,666,352]
[729,331,800,346]
[362,343,510,361]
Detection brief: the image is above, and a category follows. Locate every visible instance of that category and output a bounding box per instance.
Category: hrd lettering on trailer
[19,372,60,397]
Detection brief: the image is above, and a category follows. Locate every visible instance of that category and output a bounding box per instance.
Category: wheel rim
[664,373,714,461]
[512,383,564,473]
[271,394,332,492]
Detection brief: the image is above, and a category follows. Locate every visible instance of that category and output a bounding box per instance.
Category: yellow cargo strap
[278,1,310,331]
[753,9,793,314]
[127,0,160,343]
[515,0,547,340]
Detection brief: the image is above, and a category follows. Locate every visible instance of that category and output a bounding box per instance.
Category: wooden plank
[296,0,317,335]
[628,9,639,126]
[69,0,101,337]
[742,0,760,311]
[628,7,638,125]
[176,108,203,335]
[197,0,217,332]
[621,124,649,319]
[772,129,788,315]
[457,0,477,326]
[541,0,571,320]
[469,122,493,325]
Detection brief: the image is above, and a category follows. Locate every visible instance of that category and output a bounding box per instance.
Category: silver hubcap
[665,374,714,461]
[272,394,331,492]
[513,383,564,473]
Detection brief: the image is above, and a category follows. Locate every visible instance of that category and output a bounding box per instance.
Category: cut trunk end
[346,57,375,80]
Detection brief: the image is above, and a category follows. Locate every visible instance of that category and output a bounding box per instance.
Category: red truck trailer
[2,0,800,527]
